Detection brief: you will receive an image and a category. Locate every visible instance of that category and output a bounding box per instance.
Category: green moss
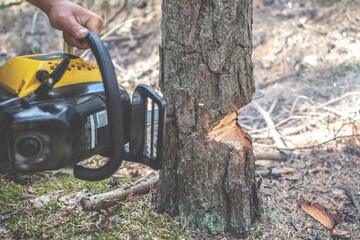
[115,201,185,239]
[0,178,26,213]
[178,199,227,235]
[200,211,226,235]
[253,225,262,237]
[31,175,132,196]
[44,200,64,211]
[5,212,48,239]
[62,215,86,233]
[1,175,185,239]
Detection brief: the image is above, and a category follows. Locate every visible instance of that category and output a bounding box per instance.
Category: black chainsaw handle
[73,31,125,181]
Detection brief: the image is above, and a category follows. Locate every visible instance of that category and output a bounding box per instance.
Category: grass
[0,173,187,239]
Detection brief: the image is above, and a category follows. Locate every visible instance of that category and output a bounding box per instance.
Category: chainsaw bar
[147,90,264,126]
[146,109,176,126]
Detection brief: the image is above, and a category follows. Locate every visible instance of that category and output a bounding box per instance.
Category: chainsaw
[0,31,167,181]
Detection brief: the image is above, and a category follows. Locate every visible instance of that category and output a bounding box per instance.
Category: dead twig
[30,9,41,34]
[289,95,314,116]
[80,173,159,211]
[0,0,23,8]
[321,92,360,107]
[252,100,287,149]
[271,134,360,151]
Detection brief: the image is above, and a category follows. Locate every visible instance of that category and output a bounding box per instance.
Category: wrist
[27,0,69,14]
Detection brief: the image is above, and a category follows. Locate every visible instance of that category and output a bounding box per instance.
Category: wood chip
[282,168,295,174]
[298,198,343,229]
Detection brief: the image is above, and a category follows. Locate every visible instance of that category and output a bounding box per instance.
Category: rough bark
[157,0,260,236]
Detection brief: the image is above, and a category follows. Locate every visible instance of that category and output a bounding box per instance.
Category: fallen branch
[81,173,159,211]
[254,151,287,161]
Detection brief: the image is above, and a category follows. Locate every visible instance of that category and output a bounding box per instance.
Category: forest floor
[0,0,359,239]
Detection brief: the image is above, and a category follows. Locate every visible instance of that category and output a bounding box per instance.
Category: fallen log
[81,173,159,211]
[254,151,287,161]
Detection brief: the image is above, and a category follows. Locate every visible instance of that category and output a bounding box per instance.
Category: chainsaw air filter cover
[0,32,166,181]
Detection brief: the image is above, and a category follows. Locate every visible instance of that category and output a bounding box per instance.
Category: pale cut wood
[81,173,159,211]
[208,112,252,149]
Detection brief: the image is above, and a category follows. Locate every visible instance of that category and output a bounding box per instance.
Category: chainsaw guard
[128,84,166,170]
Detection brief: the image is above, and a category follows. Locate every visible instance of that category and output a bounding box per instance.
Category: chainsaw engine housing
[0,32,166,181]
[0,81,130,173]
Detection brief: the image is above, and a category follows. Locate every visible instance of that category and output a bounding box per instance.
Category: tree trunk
[157,0,260,237]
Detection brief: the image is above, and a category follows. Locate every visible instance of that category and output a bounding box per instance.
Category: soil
[0,0,359,239]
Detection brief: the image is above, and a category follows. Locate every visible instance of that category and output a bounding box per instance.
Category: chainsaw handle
[73,31,125,181]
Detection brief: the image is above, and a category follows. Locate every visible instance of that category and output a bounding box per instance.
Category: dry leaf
[282,168,295,174]
[298,198,343,229]
[27,187,36,193]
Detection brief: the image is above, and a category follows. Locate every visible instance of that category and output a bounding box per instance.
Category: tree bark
[157,0,260,237]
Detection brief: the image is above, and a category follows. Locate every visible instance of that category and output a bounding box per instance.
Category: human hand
[27,0,103,49]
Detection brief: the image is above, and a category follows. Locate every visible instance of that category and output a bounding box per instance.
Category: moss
[201,211,226,235]
[0,178,27,213]
[44,200,64,211]
[1,175,185,239]
[178,200,227,236]
[31,175,132,196]
[62,215,86,234]
[253,225,262,238]
[5,212,48,239]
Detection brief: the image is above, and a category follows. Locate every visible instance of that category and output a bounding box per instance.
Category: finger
[63,32,89,49]
[85,17,103,36]
[61,16,89,40]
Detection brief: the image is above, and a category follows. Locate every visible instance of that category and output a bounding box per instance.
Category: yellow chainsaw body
[0,52,102,98]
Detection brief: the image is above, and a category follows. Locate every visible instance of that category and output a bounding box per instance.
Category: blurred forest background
[0,0,359,239]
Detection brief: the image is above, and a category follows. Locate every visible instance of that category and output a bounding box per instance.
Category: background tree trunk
[157,0,260,236]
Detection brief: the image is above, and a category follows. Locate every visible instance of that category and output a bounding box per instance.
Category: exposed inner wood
[208,112,252,149]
